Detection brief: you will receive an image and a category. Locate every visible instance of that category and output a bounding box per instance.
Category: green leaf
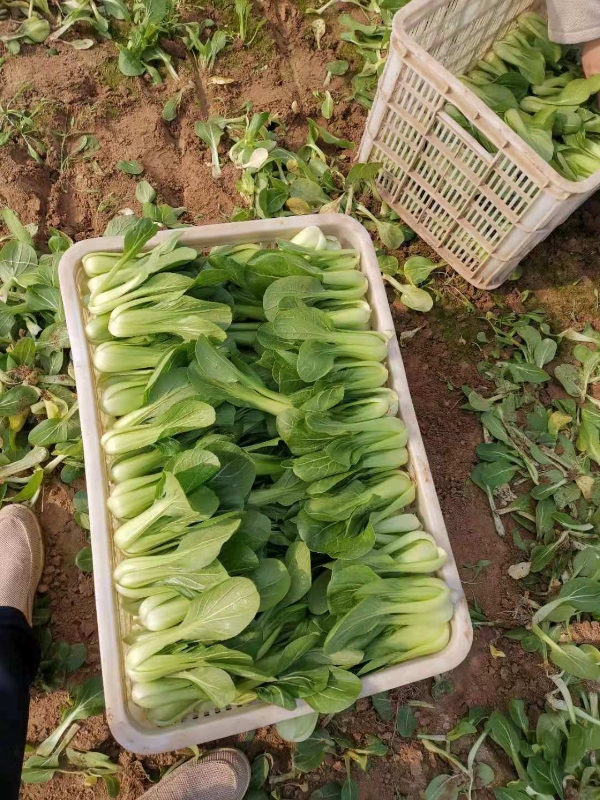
[554,364,581,397]
[559,577,600,612]
[446,719,477,741]
[533,338,557,367]
[476,763,495,786]
[257,185,288,218]
[311,782,342,800]
[293,728,335,772]
[545,639,600,679]
[326,60,349,76]
[249,559,291,611]
[526,753,563,797]
[504,109,554,162]
[321,91,334,120]
[26,285,63,315]
[0,385,38,416]
[29,413,81,447]
[282,540,311,605]
[136,180,156,204]
[477,459,519,488]
[488,711,526,780]
[375,219,406,250]
[116,159,144,175]
[249,754,270,789]
[493,789,529,800]
[345,162,381,189]
[9,336,36,366]
[290,179,330,207]
[396,704,417,737]
[104,215,139,236]
[256,683,296,709]
[508,699,528,734]
[341,777,359,800]
[305,667,361,713]
[535,497,556,537]
[103,0,129,18]
[564,722,587,773]
[21,750,61,783]
[377,254,398,275]
[403,256,436,286]
[0,240,37,285]
[75,547,93,573]
[530,539,563,573]
[1,207,34,245]
[307,119,355,150]
[118,48,145,76]
[104,775,121,798]
[276,712,319,743]
[9,469,44,502]
[464,80,519,113]
[506,362,550,383]
[398,283,433,312]
[424,775,461,800]
[372,691,393,721]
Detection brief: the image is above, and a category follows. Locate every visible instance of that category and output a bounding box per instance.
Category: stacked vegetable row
[455,12,600,180]
[82,219,452,726]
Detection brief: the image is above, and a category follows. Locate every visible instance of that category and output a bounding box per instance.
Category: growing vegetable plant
[0,86,49,162]
[81,220,452,726]
[305,0,406,108]
[117,0,181,83]
[182,20,227,73]
[0,207,83,504]
[461,311,600,687]
[415,689,600,799]
[0,0,128,52]
[186,111,419,297]
[21,676,119,794]
[233,0,265,45]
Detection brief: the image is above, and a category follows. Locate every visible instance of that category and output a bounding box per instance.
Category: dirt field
[2,1,598,797]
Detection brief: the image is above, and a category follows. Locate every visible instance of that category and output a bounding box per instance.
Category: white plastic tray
[59,214,472,754]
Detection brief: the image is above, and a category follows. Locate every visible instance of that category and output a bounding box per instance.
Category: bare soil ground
[1,1,597,797]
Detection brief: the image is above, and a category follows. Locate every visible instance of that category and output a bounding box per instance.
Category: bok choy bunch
[455,12,600,180]
[82,220,453,726]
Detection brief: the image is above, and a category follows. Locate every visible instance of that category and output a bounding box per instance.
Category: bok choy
[82,220,453,726]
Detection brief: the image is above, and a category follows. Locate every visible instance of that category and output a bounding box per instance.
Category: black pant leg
[0,607,40,799]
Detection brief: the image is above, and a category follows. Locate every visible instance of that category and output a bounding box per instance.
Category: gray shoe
[140,748,251,800]
[0,505,43,625]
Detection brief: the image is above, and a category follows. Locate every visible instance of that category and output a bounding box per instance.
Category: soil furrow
[255,0,305,112]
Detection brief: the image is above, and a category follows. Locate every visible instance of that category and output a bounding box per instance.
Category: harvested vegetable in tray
[82,219,451,727]
[455,12,600,180]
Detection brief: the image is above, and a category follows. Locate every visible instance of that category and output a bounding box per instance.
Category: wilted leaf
[508,562,531,580]
[286,198,312,215]
[312,18,326,49]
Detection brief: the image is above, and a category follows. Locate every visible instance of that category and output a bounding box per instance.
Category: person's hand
[582,38,600,78]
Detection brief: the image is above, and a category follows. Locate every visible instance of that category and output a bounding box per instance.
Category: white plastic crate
[358,0,600,289]
[59,214,472,754]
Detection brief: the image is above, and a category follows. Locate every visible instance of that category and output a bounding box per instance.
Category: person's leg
[0,506,44,799]
[0,607,40,797]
